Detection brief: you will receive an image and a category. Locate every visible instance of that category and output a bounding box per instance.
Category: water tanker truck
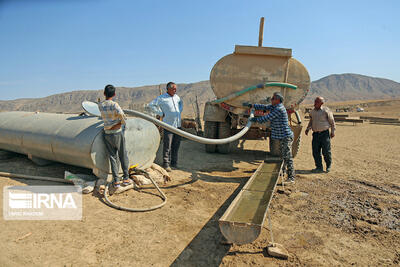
[203,18,310,156]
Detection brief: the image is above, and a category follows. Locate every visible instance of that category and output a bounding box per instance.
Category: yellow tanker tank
[203,19,310,156]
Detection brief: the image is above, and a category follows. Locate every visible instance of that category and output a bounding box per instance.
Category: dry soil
[0,101,399,266]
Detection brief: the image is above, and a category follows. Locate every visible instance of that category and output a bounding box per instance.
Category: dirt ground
[0,101,399,266]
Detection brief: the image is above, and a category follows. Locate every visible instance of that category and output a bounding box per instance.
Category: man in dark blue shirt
[243,92,295,183]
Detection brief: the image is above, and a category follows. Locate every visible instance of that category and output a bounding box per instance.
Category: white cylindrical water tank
[0,111,160,179]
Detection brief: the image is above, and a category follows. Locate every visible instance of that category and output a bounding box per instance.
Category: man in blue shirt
[149,82,183,172]
[243,92,295,183]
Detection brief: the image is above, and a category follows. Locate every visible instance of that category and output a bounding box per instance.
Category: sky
[0,0,399,100]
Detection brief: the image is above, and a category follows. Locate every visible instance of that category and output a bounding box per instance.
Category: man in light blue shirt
[149,82,183,171]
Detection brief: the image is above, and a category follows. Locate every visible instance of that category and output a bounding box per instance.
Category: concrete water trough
[219,159,283,245]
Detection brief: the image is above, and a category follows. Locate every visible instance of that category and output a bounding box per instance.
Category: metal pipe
[258,17,264,47]
[0,171,73,184]
[294,110,302,124]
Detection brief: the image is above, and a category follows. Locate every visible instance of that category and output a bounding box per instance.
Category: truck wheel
[217,121,231,154]
[204,121,217,153]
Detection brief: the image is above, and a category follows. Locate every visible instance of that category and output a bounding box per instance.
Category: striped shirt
[98,100,127,134]
[253,103,293,139]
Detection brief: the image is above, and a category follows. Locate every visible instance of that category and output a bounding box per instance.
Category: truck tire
[204,121,218,153]
[217,121,232,154]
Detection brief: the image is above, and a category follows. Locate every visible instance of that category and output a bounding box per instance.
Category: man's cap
[273,92,284,103]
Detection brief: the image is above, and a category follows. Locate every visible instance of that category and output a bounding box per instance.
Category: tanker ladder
[219,158,283,245]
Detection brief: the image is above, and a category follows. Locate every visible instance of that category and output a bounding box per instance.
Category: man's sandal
[113,181,121,188]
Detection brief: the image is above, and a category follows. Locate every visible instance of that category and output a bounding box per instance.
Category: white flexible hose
[103,169,167,212]
[123,109,254,145]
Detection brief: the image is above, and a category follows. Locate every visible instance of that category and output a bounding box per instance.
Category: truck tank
[0,111,160,179]
[203,19,310,156]
[209,45,310,109]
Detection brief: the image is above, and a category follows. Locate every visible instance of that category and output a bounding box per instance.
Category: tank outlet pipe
[123,109,254,145]
[0,171,74,184]
[294,110,302,124]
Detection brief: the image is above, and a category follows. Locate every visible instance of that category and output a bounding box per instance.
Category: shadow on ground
[170,178,246,266]
[0,153,92,186]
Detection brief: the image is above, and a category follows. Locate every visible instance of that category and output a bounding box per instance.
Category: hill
[0,81,214,117]
[306,73,400,103]
[1,73,399,117]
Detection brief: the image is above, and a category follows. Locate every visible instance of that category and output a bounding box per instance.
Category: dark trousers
[312,130,332,169]
[103,131,130,182]
[163,129,181,167]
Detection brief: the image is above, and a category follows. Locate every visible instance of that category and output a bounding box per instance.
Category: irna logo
[4,186,82,220]
[9,192,77,209]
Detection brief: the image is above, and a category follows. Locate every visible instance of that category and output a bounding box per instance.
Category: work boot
[311,168,324,173]
[326,166,331,173]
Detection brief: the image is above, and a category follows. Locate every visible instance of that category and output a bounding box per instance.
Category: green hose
[212,82,297,104]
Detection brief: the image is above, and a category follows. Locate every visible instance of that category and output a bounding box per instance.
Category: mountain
[0,81,214,117]
[1,74,399,116]
[306,73,400,103]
